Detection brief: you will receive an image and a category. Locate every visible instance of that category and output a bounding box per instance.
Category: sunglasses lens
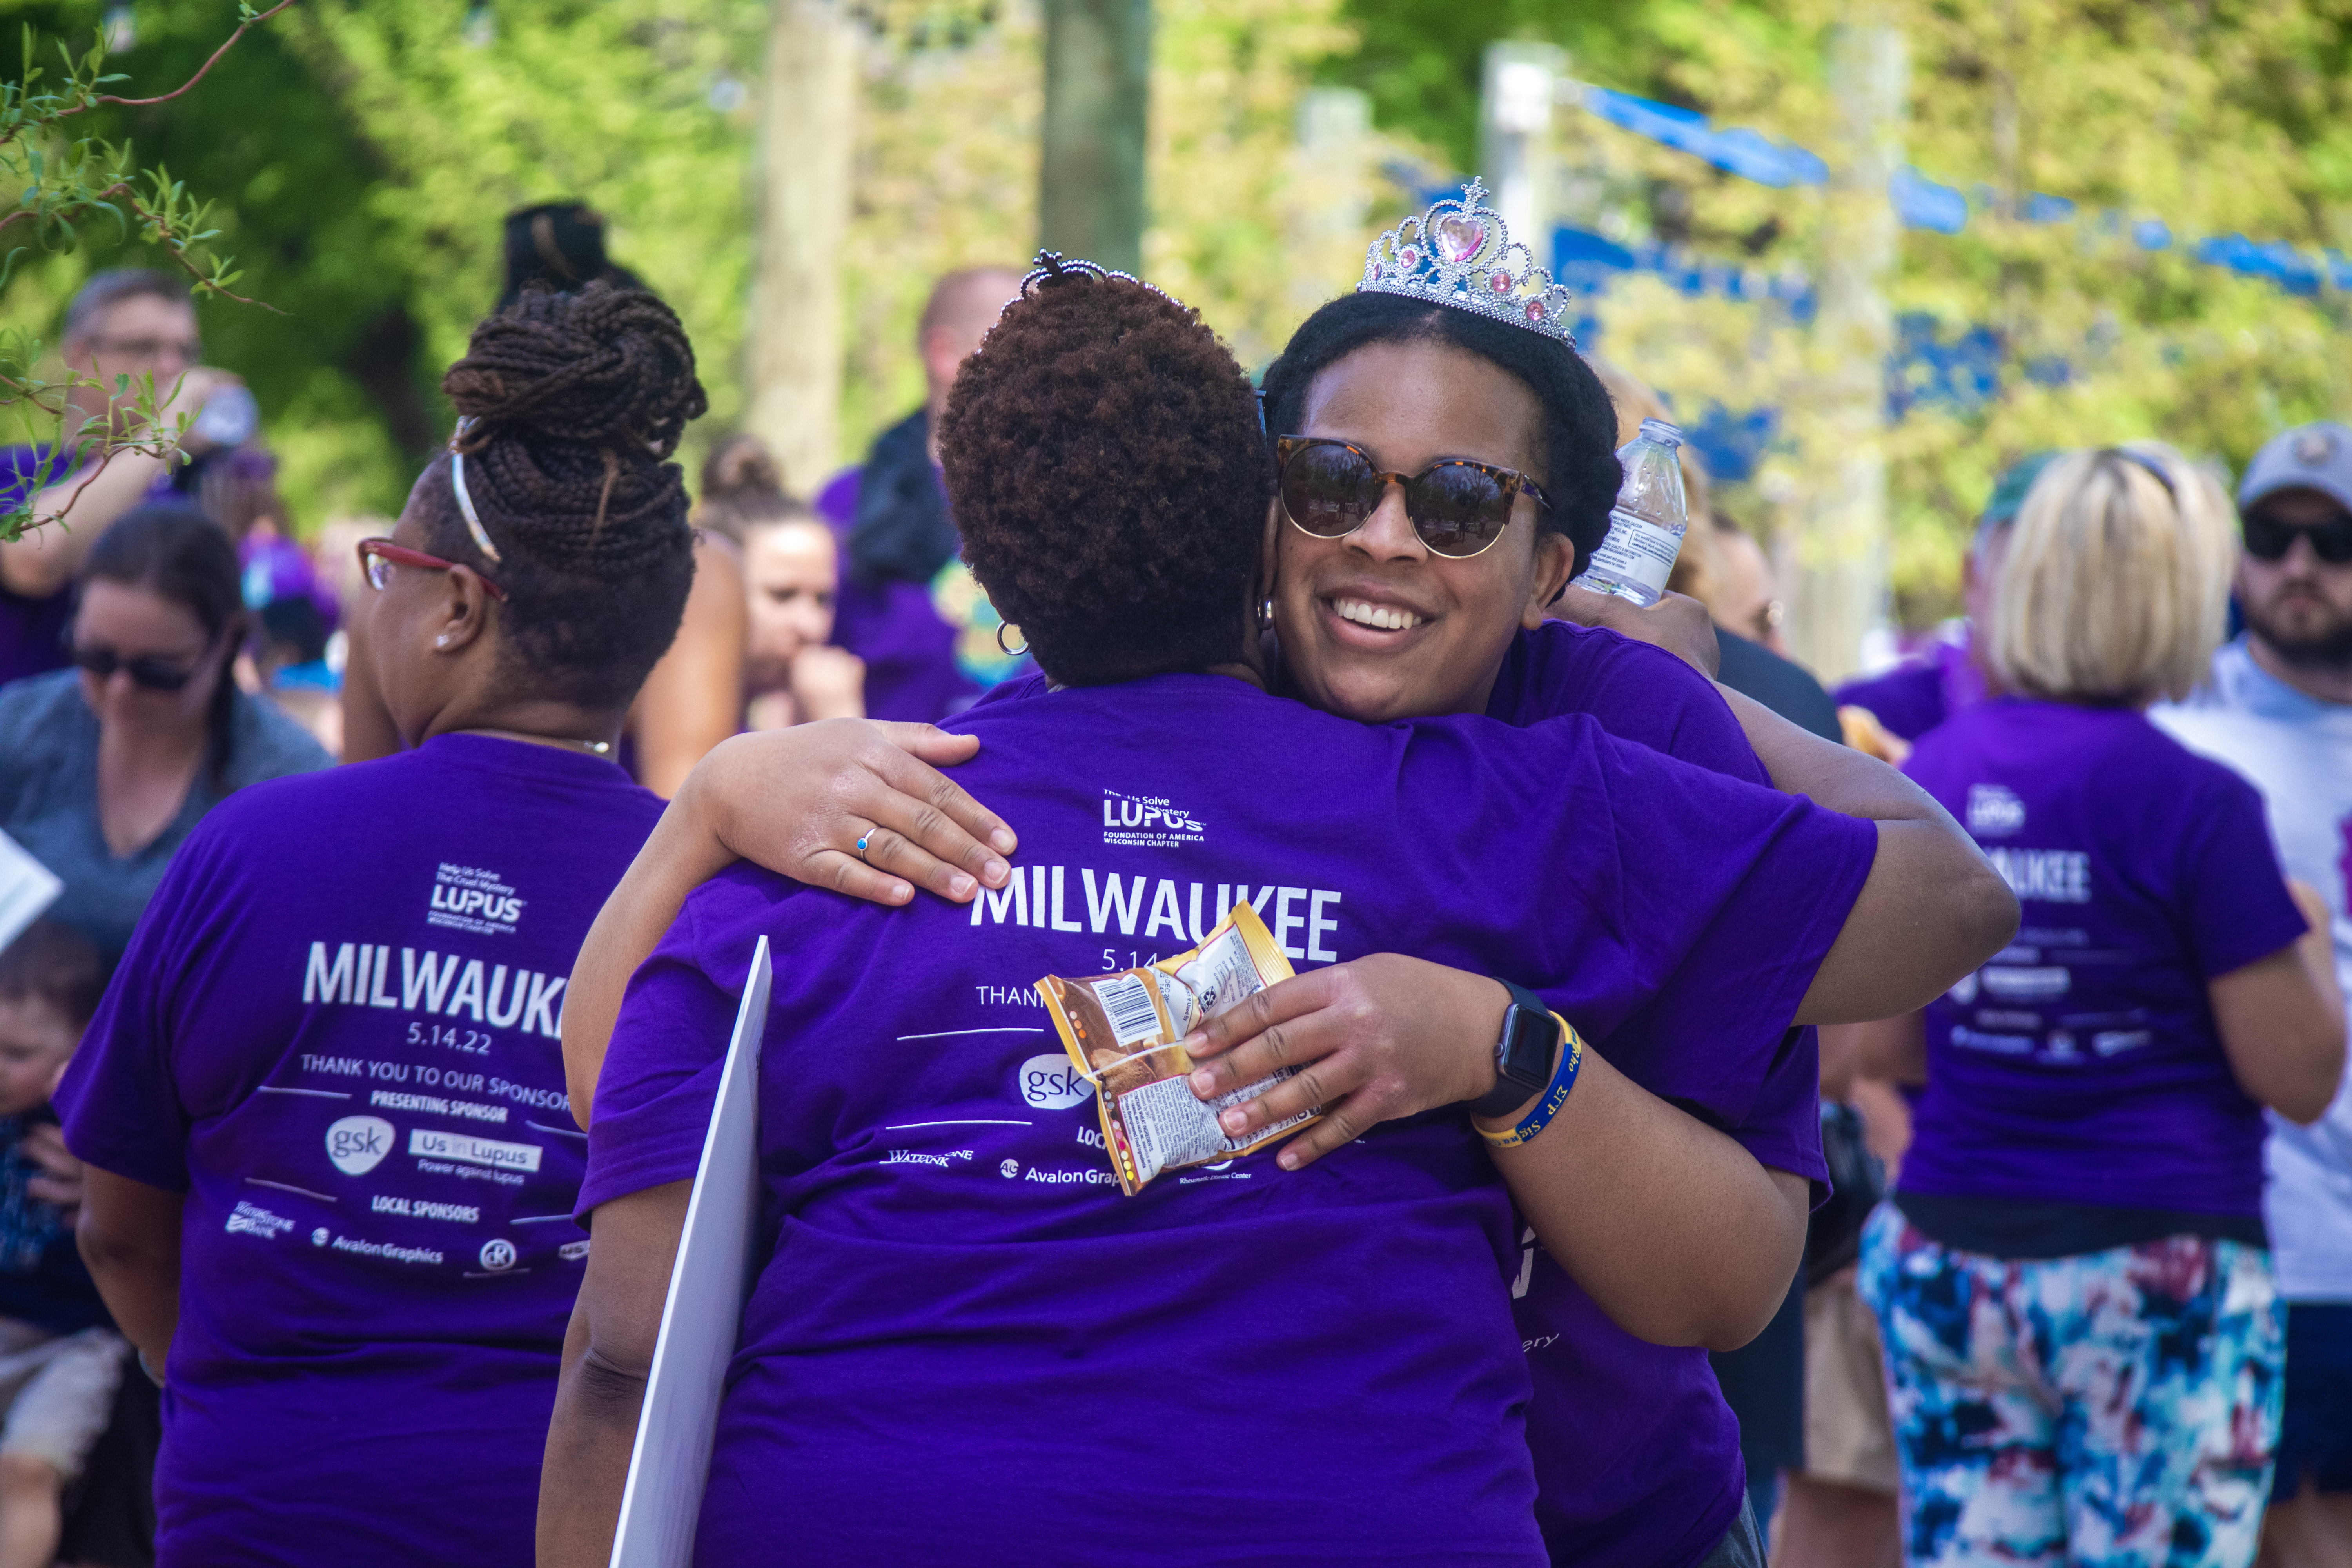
[1406,464,1513,557]
[2245,515,2352,564]
[1282,444,1382,538]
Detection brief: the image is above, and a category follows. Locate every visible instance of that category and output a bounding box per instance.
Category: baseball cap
[2238,422,2352,517]
[1974,451,2060,542]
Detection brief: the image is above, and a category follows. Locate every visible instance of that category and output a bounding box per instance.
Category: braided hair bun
[694,433,804,541]
[417,281,707,709]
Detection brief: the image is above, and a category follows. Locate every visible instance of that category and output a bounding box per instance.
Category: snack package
[1038,903,1319,1195]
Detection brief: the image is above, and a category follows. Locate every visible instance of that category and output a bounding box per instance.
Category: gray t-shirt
[0,669,330,956]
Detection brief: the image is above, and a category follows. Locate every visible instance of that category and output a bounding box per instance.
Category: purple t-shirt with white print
[583,670,1875,1567]
[976,621,1829,1566]
[1899,699,2306,1216]
[56,735,662,1568]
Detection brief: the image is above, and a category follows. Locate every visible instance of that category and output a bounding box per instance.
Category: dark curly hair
[412,281,707,709]
[938,263,1271,685]
[1259,292,1622,570]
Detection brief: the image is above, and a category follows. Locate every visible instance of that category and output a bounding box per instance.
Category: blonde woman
[1854,446,2347,1567]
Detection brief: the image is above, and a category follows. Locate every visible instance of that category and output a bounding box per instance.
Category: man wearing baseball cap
[2156,421,2352,1563]
[1834,452,2059,752]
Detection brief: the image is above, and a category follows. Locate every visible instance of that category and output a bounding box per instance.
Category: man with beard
[2156,422,2352,1567]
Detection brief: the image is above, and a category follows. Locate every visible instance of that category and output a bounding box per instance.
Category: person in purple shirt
[51,283,706,1568]
[564,196,2020,1565]
[2,271,241,692]
[1849,445,2346,1566]
[546,261,2014,1566]
[813,266,1030,722]
[1834,452,2058,751]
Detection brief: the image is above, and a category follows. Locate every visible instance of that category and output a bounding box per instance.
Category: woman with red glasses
[0,503,326,959]
[50,282,704,1568]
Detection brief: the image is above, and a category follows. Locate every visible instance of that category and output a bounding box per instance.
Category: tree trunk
[1040,0,1150,274]
[748,0,857,496]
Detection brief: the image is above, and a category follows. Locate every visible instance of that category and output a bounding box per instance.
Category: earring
[1257,597,1275,631]
[995,622,1029,657]
[436,633,452,648]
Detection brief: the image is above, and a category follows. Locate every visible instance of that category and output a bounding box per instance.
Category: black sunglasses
[2244,510,2352,565]
[1275,436,1549,560]
[69,642,210,693]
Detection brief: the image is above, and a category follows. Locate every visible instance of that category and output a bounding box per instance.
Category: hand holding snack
[1040,905,1318,1194]
[1183,955,1514,1169]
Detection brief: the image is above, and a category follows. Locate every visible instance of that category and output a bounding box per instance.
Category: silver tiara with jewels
[1359,179,1577,346]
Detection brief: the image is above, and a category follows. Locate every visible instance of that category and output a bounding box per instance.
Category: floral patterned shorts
[1856,1203,2283,1568]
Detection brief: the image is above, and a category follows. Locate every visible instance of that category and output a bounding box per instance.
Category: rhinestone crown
[1359,178,1576,346]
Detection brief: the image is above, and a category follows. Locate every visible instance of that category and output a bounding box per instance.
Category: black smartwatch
[1466,981,1564,1118]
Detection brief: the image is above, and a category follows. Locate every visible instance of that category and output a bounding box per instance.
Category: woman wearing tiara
[544,259,2008,1566]
[561,190,2009,1566]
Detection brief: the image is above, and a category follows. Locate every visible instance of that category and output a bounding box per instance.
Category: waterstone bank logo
[428,863,526,936]
[1101,790,1204,849]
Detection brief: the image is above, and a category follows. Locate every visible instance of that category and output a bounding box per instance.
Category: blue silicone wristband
[1477,1015,1584,1149]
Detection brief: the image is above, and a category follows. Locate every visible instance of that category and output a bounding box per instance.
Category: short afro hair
[1259,292,1623,572]
[939,264,1272,686]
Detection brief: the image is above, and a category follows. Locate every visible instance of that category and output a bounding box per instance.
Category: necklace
[451,727,614,757]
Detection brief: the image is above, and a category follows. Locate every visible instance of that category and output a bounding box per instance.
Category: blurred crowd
[0,193,2346,1568]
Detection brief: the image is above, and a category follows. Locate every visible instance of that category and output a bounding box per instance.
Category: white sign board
[608,935,772,1568]
[0,830,62,955]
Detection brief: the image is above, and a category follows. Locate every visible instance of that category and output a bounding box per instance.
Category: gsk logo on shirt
[1967,784,2026,837]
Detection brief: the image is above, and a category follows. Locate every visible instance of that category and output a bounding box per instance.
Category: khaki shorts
[1800,1266,1898,1494]
[0,1319,128,1483]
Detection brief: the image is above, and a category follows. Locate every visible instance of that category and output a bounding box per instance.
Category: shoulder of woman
[0,670,94,759]
[225,689,332,783]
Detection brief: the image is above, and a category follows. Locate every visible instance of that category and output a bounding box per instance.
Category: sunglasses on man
[2243,509,2352,565]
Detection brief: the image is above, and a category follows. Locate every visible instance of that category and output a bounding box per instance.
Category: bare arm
[1186,957,1808,1350]
[74,1169,185,1374]
[1847,1012,1927,1086]
[2210,882,2346,1124]
[537,1180,689,1568]
[626,537,747,799]
[1713,686,2018,1024]
[562,722,1018,1122]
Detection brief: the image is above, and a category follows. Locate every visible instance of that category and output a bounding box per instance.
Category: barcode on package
[1093,973,1165,1046]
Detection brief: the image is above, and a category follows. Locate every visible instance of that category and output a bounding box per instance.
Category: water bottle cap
[1637,417,1683,448]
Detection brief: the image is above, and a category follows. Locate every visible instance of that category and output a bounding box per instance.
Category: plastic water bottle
[1571,417,1687,607]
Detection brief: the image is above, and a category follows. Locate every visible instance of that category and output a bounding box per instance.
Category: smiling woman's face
[1271,338,1575,722]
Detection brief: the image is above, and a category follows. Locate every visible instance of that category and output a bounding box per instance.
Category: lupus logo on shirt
[1101,791,1205,848]
[1967,784,2027,837]
[428,864,525,936]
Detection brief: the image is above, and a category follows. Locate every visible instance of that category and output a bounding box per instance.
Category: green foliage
[1330,0,2352,625]
[1,1,287,541]
[3,0,765,534]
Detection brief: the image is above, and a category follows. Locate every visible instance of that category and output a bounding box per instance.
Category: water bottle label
[1584,515,1681,595]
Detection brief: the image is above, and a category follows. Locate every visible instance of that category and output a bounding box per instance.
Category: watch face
[1499,1005,1557,1088]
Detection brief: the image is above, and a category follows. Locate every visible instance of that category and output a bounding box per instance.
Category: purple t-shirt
[1833,635,1988,742]
[585,671,1876,1566]
[978,622,1827,1564]
[55,736,662,1567]
[1899,700,2306,1217]
[1488,622,1810,1565]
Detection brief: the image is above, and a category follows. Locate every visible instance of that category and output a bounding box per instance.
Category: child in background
[0,921,121,1568]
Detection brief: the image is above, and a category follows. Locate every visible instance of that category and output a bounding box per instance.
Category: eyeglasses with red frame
[356,537,508,601]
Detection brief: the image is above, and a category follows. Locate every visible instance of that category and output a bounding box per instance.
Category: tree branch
[93,0,303,110]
